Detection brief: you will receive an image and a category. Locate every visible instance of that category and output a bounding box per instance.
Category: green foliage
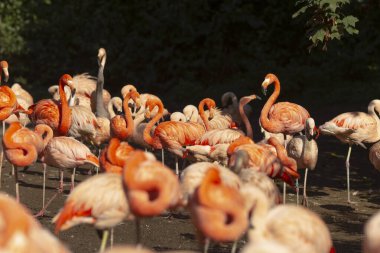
[293,0,359,51]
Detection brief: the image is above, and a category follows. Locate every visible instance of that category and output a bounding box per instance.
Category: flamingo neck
[268,137,296,170]
[58,80,71,135]
[95,63,109,118]
[123,94,134,138]
[143,100,164,149]
[260,78,280,132]
[34,124,53,148]
[239,100,253,139]
[198,99,212,131]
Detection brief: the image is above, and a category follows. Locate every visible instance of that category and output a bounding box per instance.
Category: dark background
[1,0,380,112]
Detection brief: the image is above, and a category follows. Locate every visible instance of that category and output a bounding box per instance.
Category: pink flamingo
[198,98,233,130]
[99,138,134,174]
[189,167,248,253]
[369,140,380,172]
[319,99,380,203]
[35,124,100,217]
[0,193,70,253]
[29,74,75,136]
[260,73,310,137]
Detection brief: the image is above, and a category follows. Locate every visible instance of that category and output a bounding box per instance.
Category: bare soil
[1,106,379,253]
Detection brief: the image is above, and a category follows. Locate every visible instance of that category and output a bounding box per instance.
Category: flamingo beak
[261,78,270,96]
[313,126,320,139]
[67,80,75,91]
[261,86,267,96]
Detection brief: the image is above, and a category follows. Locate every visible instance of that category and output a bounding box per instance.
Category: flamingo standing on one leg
[287,118,318,206]
[189,167,248,253]
[0,193,70,253]
[260,73,310,200]
[29,74,75,136]
[319,99,380,203]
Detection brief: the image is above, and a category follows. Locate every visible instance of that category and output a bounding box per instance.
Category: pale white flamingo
[369,140,380,171]
[198,98,233,130]
[242,241,291,253]
[319,99,380,203]
[287,118,318,206]
[0,193,70,253]
[170,112,186,122]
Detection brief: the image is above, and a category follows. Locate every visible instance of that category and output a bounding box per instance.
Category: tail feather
[53,201,92,234]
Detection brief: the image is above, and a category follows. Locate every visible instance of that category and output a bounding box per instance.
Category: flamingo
[29,74,74,136]
[287,118,318,206]
[230,149,281,206]
[35,124,100,217]
[198,98,233,130]
[170,112,186,122]
[228,136,299,187]
[99,138,135,174]
[189,167,248,253]
[260,73,310,137]
[0,193,70,253]
[319,99,380,203]
[122,150,180,243]
[143,97,206,171]
[183,105,202,123]
[111,90,140,141]
[4,83,34,126]
[53,172,131,252]
[0,60,9,84]
[221,91,252,127]
[2,122,47,202]
[363,210,380,253]
[248,200,333,253]
[180,161,242,206]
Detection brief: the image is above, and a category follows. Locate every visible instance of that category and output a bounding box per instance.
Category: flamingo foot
[34,209,46,218]
[302,195,309,207]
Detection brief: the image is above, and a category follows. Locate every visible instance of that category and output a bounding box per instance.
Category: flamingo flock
[0,49,379,253]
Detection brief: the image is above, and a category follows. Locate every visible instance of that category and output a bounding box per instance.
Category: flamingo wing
[269,102,310,134]
[30,99,60,130]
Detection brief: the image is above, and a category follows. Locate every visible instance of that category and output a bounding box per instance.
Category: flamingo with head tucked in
[319,99,380,203]
[189,167,248,253]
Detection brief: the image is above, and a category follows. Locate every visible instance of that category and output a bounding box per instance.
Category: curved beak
[67,80,75,91]
[261,78,270,96]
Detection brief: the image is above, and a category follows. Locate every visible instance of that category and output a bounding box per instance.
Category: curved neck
[143,99,164,148]
[198,99,214,131]
[123,94,134,138]
[96,63,109,118]
[267,137,296,171]
[34,124,53,148]
[239,99,253,139]
[58,80,71,136]
[107,99,117,118]
[260,78,280,132]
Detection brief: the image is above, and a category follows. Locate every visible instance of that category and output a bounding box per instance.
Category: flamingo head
[121,84,137,98]
[0,60,9,83]
[306,118,319,140]
[97,48,106,67]
[240,94,261,107]
[145,97,163,118]
[261,73,278,96]
[60,74,75,92]
[229,149,250,174]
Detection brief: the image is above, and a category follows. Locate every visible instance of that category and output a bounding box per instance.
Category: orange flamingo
[99,138,135,174]
[228,136,299,186]
[143,97,206,172]
[319,99,380,203]
[0,193,70,253]
[260,73,310,137]
[35,124,100,217]
[30,74,75,136]
[0,60,9,84]
[2,122,47,202]
[111,90,140,140]
[190,167,248,253]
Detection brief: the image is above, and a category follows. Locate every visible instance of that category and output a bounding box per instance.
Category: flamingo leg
[346,145,352,203]
[34,163,50,217]
[70,167,76,192]
[135,218,141,245]
[283,182,286,204]
[175,156,179,175]
[110,228,114,249]
[59,169,64,192]
[11,163,14,176]
[14,166,20,202]
[203,238,210,253]
[161,149,165,165]
[302,168,309,207]
[231,240,238,253]
[99,230,109,253]
[296,178,299,205]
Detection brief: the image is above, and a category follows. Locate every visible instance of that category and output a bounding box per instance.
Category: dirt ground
[1,107,380,253]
